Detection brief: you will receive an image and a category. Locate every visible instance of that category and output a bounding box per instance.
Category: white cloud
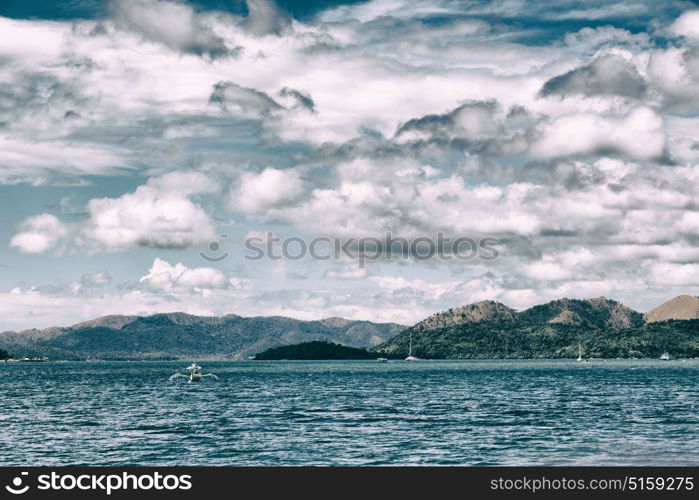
[649,262,699,286]
[228,167,304,214]
[138,257,242,294]
[111,0,230,57]
[668,9,699,43]
[648,47,699,111]
[2,1,699,326]
[531,107,665,161]
[244,0,291,36]
[0,136,129,185]
[10,172,218,253]
[10,214,68,254]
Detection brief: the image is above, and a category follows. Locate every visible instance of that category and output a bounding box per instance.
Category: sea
[1,360,697,466]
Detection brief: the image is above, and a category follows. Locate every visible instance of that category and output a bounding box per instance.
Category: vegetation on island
[374,298,699,359]
[1,296,697,361]
[254,341,380,360]
[0,348,12,360]
[0,313,403,361]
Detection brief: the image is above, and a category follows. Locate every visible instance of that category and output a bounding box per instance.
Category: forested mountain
[374,297,699,359]
[2,296,697,360]
[0,313,404,360]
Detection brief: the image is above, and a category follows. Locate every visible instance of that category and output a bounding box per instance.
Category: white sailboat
[405,333,419,361]
[576,342,589,363]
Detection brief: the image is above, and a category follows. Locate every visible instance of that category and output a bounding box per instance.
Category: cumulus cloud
[649,262,699,286]
[648,47,699,111]
[3,1,699,329]
[10,214,68,254]
[396,100,502,140]
[668,9,699,44]
[10,172,218,254]
[228,167,304,214]
[532,107,665,161]
[138,258,246,294]
[540,54,646,98]
[111,0,231,57]
[82,172,218,251]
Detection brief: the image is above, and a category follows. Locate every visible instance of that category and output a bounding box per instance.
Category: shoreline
[3,357,697,363]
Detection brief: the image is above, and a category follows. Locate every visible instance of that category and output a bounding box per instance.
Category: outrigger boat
[169,363,219,383]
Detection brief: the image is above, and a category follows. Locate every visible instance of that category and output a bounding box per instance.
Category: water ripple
[0,359,697,466]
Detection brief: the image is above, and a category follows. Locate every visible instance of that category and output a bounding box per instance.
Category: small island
[254,341,381,360]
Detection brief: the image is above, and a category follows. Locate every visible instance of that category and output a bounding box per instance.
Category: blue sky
[1,0,699,330]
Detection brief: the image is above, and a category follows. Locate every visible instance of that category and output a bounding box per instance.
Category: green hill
[374,298,699,359]
[254,341,378,360]
[0,313,404,361]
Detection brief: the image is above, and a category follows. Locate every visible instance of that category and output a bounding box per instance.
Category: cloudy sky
[1,0,699,330]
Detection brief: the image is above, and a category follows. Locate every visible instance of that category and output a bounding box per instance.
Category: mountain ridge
[2,295,697,360]
[374,296,699,359]
[0,313,405,361]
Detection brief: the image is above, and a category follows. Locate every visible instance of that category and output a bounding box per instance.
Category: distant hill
[646,295,699,323]
[374,297,699,359]
[518,297,644,330]
[412,300,517,332]
[254,341,378,360]
[0,313,405,361]
[3,296,698,361]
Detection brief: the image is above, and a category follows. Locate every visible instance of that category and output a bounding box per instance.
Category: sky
[1,0,699,330]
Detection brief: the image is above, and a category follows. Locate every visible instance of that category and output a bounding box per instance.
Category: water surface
[1,360,697,465]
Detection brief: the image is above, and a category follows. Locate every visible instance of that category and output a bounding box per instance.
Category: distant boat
[169,363,219,383]
[405,333,419,361]
[5,357,48,363]
[660,352,670,361]
[575,342,590,363]
[376,357,388,362]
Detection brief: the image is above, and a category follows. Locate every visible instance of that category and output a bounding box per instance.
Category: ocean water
[1,360,697,466]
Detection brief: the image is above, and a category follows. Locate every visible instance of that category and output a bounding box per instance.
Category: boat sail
[576,342,588,362]
[405,333,419,361]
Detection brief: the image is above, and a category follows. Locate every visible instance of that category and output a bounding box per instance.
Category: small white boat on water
[169,363,219,383]
[576,342,588,362]
[376,357,389,362]
[405,334,419,361]
[660,352,671,361]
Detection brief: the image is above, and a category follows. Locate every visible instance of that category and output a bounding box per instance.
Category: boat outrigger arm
[169,363,219,382]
